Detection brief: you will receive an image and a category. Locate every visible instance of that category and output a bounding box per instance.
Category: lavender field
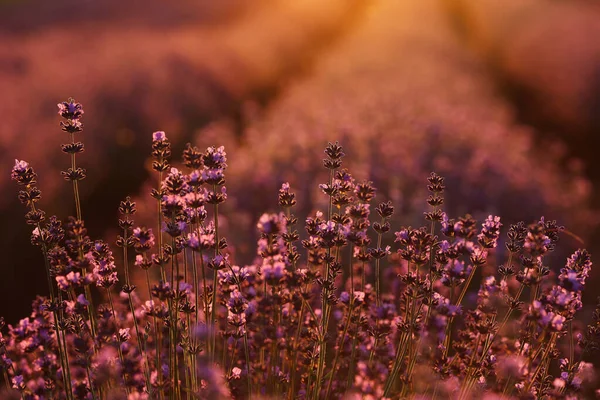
[1,0,600,399]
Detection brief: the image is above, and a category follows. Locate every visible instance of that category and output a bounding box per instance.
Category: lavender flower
[10,160,36,186]
[477,215,502,249]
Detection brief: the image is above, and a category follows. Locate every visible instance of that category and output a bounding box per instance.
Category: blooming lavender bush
[3,100,600,399]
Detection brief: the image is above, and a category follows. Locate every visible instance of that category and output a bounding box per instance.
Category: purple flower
[530,300,566,331]
[12,375,25,391]
[186,224,215,251]
[132,226,155,250]
[201,168,225,184]
[257,212,287,235]
[57,99,84,120]
[117,328,131,342]
[339,292,351,304]
[56,271,92,291]
[11,159,29,176]
[152,131,166,141]
[394,229,410,243]
[478,215,502,248]
[11,159,36,186]
[208,254,230,270]
[559,249,592,289]
[262,260,286,283]
[187,169,203,186]
[203,145,227,168]
[161,194,185,215]
[523,221,552,257]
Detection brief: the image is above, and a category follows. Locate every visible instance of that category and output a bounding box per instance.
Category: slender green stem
[107,290,129,395]
[210,190,220,363]
[324,301,353,398]
[289,299,305,398]
[67,129,95,350]
[443,264,479,358]
[57,297,74,400]
[3,370,10,391]
[346,335,358,392]
[401,305,433,397]
[384,294,426,397]
[315,168,336,397]
[170,237,181,400]
[191,234,200,330]
[68,132,83,221]
[145,268,164,399]
[199,251,209,324]
[226,338,239,376]
[569,321,574,365]
[477,283,524,370]
[375,217,385,307]
[225,264,252,395]
[29,202,73,399]
[524,333,557,393]
[122,227,151,396]
[383,298,412,396]
[154,168,166,398]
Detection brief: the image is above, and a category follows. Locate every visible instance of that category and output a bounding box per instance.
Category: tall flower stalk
[58,99,98,342]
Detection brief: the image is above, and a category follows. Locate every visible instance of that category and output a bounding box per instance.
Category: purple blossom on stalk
[92,241,119,288]
[58,99,84,135]
[203,145,227,168]
[57,99,84,120]
[318,220,337,236]
[163,219,187,237]
[184,190,206,208]
[219,265,251,287]
[542,286,582,313]
[161,194,185,215]
[117,328,131,342]
[434,293,461,318]
[134,254,152,270]
[201,169,225,185]
[11,159,36,186]
[523,220,552,257]
[152,131,166,142]
[184,205,207,223]
[227,290,248,315]
[132,226,155,251]
[11,375,25,391]
[257,212,287,235]
[56,271,93,291]
[187,169,203,186]
[164,167,188,195]
[186,223,216,251]
[559,249,592,289]
[201,146,227,187]
[440,212,454,237]
[208,254,230,270]
[278,182,296,207]
[65,294,90,314]
[478,215,502,248]
[529,300,566,331]
[261,260,286,283]
[394,228,410,244]
[441,259,470,286]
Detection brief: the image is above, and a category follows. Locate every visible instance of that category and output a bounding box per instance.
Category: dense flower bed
[2,100,599,399]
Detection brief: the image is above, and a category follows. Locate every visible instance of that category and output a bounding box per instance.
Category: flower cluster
[3,102,599,400]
